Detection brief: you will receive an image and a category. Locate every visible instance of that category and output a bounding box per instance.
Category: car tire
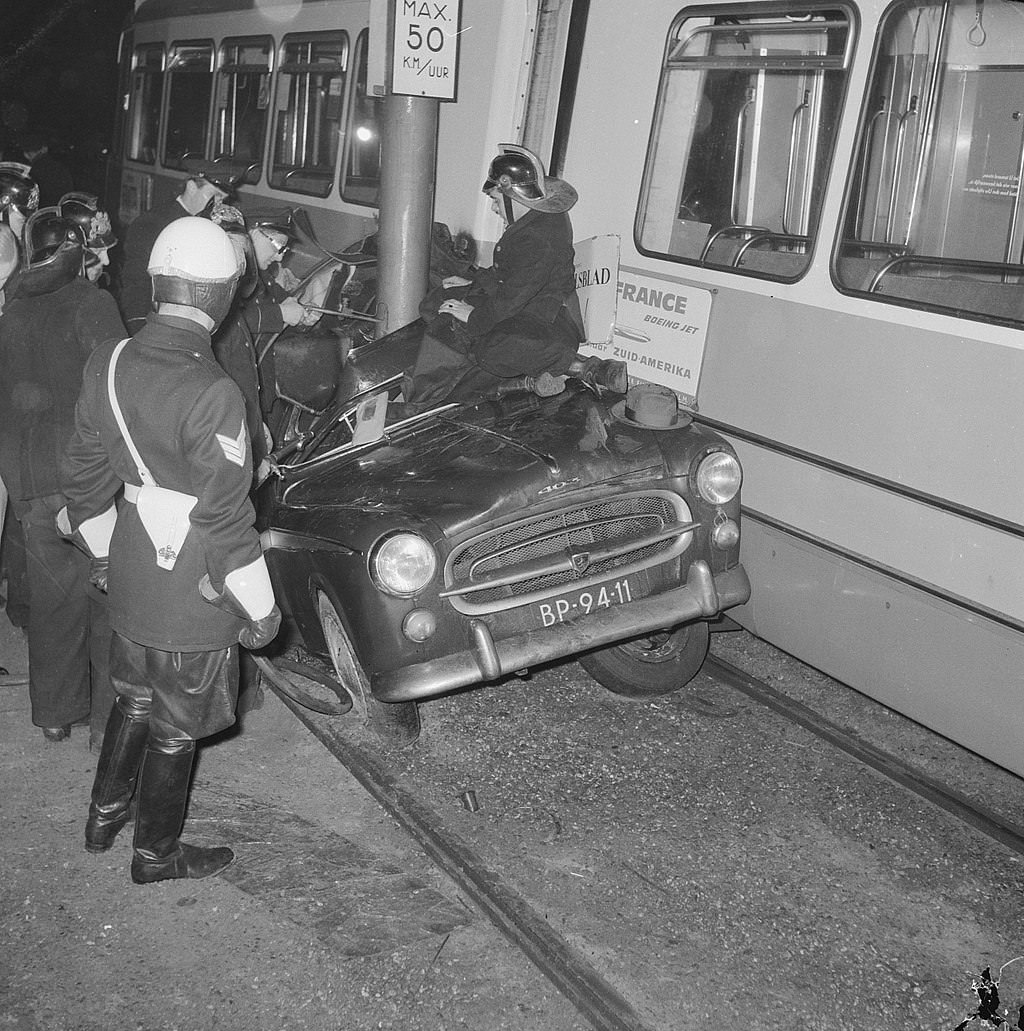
[317,593,420,747]
[578,621,710,698]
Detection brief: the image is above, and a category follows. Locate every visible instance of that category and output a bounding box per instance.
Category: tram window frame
[269,32,348,199]
[126,43,165,166]
[634,4,854,281]
[339,29,382,207]
[833,0,1024,328]
[161,40,216,172]
[212,36,274,184]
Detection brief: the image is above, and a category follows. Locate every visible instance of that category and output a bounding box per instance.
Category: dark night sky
[1,0,135,188]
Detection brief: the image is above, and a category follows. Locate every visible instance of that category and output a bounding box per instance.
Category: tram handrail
[867,254,1024,293]
[698,223,771,265]
[784,90,810,236]
[733,232,809,268]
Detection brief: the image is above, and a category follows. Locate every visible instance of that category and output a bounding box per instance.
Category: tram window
[339,30,382,206]
[836,0,1024,325]
[162,42,214,171]
[270,33,347,198]
[636,7,851,278]
[213,37,272,182]
[126,44,164,165]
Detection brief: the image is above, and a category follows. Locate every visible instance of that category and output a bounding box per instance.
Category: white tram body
[116,0,1024,774]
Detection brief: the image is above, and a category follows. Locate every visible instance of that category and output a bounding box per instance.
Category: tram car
[114,0,1024,773]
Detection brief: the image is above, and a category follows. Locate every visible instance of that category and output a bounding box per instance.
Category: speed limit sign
[391,0,462,100]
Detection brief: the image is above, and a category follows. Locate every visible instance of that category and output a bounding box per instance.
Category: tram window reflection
[836,0,1024,326]
[213,37,272,180]
[162,41,214,171]
[127,44,164,165]
[636,6,850,279]
[269,33,347,198]
[340,29,381,207]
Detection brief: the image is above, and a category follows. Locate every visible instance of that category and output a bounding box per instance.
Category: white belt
[123,482,141,503]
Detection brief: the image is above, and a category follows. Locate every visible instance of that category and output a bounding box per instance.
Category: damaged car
[256,319,750,744]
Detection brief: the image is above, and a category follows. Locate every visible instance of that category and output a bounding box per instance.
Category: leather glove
[238,604,282,650]
[89,556,110,593]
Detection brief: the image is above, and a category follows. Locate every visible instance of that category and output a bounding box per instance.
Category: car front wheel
[317,592,420,747]
[578,621,710,698]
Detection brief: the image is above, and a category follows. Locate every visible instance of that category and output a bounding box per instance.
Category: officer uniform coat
[406,208,585,404]
[212,276,286,475]
[61,312,262,653]
[0,273,124,732]
[0,277,126,504]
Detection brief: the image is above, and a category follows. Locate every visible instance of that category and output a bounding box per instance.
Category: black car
[258,321,750,742]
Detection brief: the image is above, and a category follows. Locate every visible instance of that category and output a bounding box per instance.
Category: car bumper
[372,560,751,703]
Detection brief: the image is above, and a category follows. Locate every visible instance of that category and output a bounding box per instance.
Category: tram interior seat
[274,167,334,195]
[735,249,808,276]
[882,275,1024,321]
[701,228,808,277]
[837,252,1024,320]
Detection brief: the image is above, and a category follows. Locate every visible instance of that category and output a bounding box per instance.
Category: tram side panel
[117,0,529,259]
[558,0,1024,775]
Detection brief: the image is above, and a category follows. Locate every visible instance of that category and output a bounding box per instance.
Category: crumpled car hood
[277,387,695,539]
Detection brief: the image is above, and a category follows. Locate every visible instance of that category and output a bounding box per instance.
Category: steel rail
[704,655,1024,856]
[275,692,655,1031]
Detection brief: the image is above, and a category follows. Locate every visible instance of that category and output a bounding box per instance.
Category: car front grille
[443,489,693,615]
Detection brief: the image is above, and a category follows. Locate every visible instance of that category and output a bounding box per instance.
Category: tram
[113,0,1024,775]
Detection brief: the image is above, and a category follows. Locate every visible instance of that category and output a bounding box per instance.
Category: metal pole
[375,92,438,336]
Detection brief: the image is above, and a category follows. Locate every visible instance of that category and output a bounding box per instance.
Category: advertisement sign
[392,0,462,100]
[606,267,712,408]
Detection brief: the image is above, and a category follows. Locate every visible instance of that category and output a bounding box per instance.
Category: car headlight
[694,451,742,504]
[370,532,438,597]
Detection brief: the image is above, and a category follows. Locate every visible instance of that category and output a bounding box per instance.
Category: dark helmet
[58,192,117,250]
[482,144,577,215]
[18,207,85,296]
[0,161,40,222]
[147,216,242,329]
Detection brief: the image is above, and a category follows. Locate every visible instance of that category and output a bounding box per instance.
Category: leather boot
[130,740,234,885]
[566,355,628,395]
[85,697,150,853]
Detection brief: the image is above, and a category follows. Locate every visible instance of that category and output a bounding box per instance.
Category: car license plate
[535,572,648,628]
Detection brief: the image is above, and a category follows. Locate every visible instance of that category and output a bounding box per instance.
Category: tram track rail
[271,685,655,1031]
[262,650,1024,1031]
[704,655,1024,857]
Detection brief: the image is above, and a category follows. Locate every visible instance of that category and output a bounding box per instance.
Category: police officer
[0,208,124,744]
[61,216,281,884]
[59,192,118,287]
[208,205,309,488]
[117,174,232,330]
[0,161,39,240]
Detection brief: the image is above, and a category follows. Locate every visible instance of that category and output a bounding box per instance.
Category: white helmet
[147,216,242,328]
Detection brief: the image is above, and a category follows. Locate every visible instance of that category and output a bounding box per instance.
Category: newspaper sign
[572,235,620,348]
[392,0,461,100]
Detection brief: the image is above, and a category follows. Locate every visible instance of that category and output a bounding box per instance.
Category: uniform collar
[501,206,544,238]
[135,311,214,357]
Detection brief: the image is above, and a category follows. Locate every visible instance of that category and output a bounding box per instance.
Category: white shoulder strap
[107,339,157,487]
